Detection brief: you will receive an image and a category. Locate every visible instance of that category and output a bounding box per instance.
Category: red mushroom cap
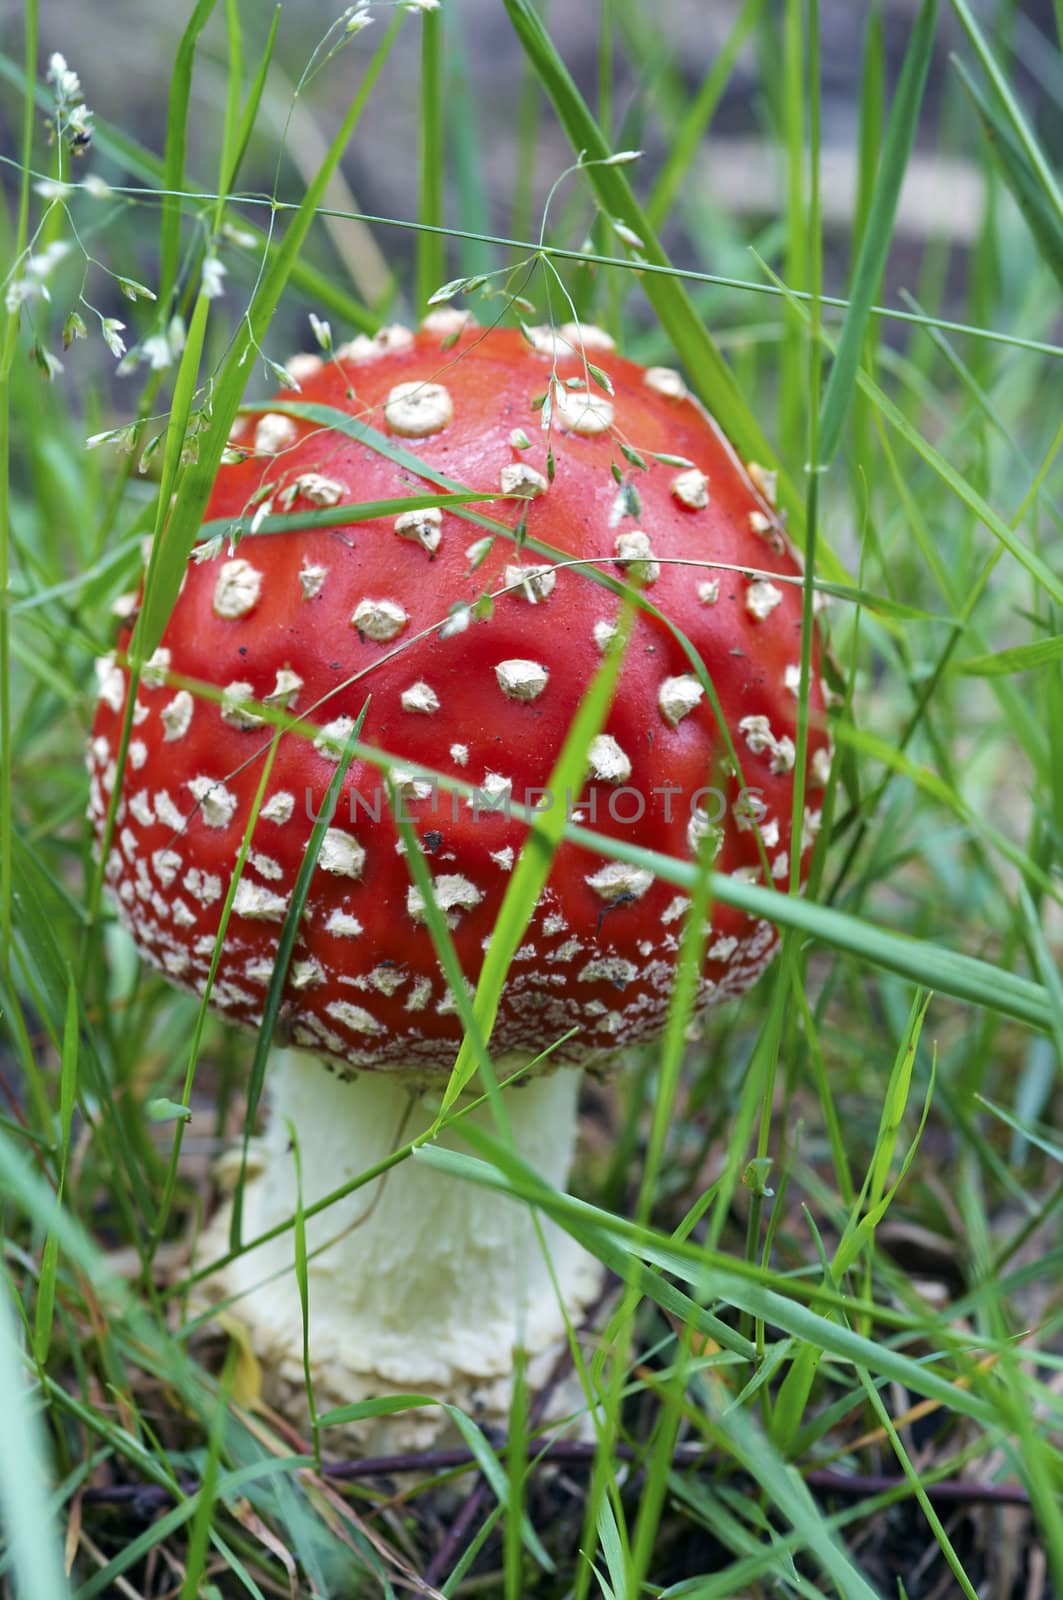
[89,320,832,1075]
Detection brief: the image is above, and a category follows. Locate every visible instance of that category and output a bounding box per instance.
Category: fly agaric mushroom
[89,317,832,1446]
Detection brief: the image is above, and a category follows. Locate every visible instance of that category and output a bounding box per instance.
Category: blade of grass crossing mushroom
[783,0,822,918]
[163,703,1058,1033]
[177,1055,567,1303]
[435,604,634,1119]
[258,399,798,884]
[150,730,283,1255]
[194,713,1057,1032]
[553,819,1054,1030]
[200,488,503,546]
[86,286,214,952]
[386,776,509,1135]
[427,1135,756,1364]
[817,0,937,467]
[32,976,79,1367]
[82,24,400,951]
[229,705,369,1252]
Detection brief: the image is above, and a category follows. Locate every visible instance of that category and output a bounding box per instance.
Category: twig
[421,1271,620,1589]
[80,1450,1034,1514]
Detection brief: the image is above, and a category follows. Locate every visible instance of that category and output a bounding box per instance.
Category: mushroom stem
[200,1054,601,1449]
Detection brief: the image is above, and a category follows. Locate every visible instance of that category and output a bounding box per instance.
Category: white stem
[200,1055,600,1444]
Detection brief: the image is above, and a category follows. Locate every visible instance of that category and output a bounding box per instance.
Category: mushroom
[89,319,832,1447]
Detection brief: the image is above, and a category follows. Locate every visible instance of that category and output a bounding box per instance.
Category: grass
[1,0,1063,1595]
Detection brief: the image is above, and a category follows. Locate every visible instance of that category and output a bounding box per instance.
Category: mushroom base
[196,1054,603,1452]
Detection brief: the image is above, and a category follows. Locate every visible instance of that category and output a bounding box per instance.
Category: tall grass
[2,1,1062,1595]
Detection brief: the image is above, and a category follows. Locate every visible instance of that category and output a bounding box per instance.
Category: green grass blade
[0,0,39,973]
[177,1346,236,1600]
[219,0,244,196]
[644,0,766,230]
[417,6,445,314]
[32,976,79,1366]
[222,6,282,196]
[230,704,369,1248]
[135,10,403,663]
[0,1281,69,1600]
[159,0,218,313]
[149,730,282,1252]
[199,487,503,544]
[444,4,496,279]
[551,816,1053,1030]
[419,1139,1001,1425]
[818,0,937,466]
[953,57,1063,293]
[976,1096,1063,1167]
[949,0,1063,226]
[1018,885,1063,1071]
[953,633,1063,676]
[778,0,808,458]
[436,605,632,1116]
[762,260,1063,608]
[501,0,796,525]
